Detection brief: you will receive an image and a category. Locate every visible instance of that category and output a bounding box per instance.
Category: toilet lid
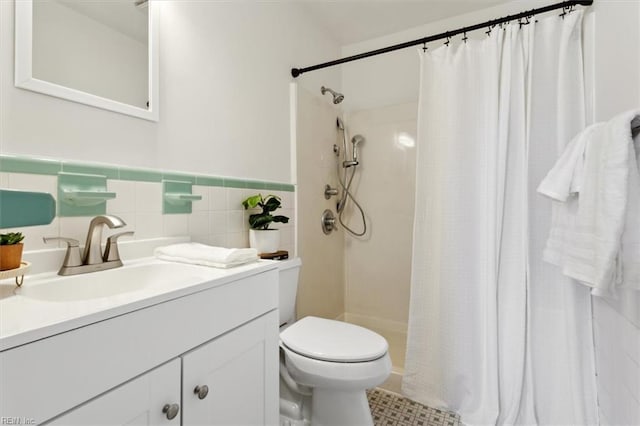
[280,316,388,362]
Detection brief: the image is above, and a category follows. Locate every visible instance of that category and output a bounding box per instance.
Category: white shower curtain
[402,12,598,426]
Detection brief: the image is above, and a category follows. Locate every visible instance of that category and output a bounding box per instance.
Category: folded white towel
[538,109,640,296]
[154,243,259,269]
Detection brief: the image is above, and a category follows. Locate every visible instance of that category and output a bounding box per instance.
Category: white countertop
[0,239,278,352]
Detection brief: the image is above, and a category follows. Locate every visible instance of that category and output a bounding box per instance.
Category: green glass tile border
[162,172,195,184]
[195,175,224,187]
[223,178,247,189]
[0,156,61,175]
[245,180,266,190]
[119,168,163,182]
[0,154,295,192]
[61,162,119,179]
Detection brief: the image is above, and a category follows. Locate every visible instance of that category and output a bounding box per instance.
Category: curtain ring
[422,42,428,52]
[462,32,468,43]
[444,36,451,47]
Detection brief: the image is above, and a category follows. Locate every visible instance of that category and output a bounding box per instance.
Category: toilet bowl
[277,259,391,426]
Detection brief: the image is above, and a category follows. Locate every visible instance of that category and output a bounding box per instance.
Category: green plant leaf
[249,214,273,230]
[242,194,263,210]
[272,215,289,224]
[263,196,282,212]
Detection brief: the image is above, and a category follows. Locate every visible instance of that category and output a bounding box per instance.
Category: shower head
[321,86,345,104]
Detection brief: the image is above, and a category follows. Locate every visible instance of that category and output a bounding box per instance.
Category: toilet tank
[277,257,302,327]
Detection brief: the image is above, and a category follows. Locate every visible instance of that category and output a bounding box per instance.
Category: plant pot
[0,243,24,271]
[249,229,280,254]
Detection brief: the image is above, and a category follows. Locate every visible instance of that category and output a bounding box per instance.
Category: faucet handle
[103,231,134,262]
[43,237,82,267]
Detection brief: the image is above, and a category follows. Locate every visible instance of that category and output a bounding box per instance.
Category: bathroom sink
[15,262,209,302]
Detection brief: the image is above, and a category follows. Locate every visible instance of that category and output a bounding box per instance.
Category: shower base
[339,313,407,393]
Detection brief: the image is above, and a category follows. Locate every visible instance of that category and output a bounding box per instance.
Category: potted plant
[242,194,289,253]
[0,232,25,271]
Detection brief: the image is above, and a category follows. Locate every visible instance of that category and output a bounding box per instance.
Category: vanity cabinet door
[181,311,279,426]
[47,359,181,426]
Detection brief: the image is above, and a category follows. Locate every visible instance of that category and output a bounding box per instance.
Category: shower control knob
[194,384,209,400]
[162,403,180,420]
[324,184,339,199]
[321,209,336,235]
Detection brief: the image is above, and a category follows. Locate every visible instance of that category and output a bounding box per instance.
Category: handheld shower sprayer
[342,135,365,168]
[351,134,365,163]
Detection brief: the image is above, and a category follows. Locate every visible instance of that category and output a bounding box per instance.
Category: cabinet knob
[162,403,180,420]
[194,384,209,400]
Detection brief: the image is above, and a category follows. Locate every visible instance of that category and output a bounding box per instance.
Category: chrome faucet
[83,215,125,265]
[44,215,134,276]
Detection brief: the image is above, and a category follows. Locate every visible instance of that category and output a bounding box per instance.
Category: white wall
[0,0,341,183]
[589,2,640,425]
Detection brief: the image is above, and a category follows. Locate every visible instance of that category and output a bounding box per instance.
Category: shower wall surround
[0,155,295,255]
[342,103,417,371]
[294,86,345,321]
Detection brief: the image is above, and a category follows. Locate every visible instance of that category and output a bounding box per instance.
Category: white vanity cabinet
[48,359,182,426]
[182,313,279,425]
[0,264,279,425]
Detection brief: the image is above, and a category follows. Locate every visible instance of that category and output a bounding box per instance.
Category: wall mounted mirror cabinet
[15,0,159,121]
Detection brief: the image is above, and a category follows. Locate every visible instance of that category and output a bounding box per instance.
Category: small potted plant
[0,232,25,271]
[242,194,289,253]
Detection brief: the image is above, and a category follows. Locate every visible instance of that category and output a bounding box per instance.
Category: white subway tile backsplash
[209,187,228,211]
[9,167,296,256]
[188,211,209,239]
[209,211,227,235]
[226,210,245,233]
[17,219,60,250]
[135,182,162,213]
[163,214,189,237]
[209,233,228,248]
[226,232,249,249]
[59,217,92,244]
[107,180,136,214]
[226,188,247,211]
[134,213,163,239]
[192,186,210,212]
[114,213,136,236]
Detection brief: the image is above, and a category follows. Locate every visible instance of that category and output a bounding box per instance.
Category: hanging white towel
[538,109,640,295]
[154,243,259,268]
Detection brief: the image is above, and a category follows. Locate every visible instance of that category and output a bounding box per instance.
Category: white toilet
[277,258,392,426]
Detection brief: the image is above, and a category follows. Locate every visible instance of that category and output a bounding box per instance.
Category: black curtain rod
[291,0,593,78]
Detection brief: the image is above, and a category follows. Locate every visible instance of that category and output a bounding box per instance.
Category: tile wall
[0,155,295,255]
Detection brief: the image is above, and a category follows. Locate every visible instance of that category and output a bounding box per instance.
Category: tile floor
[367,388,461,426]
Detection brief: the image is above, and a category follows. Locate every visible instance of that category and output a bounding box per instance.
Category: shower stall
[294,83,416,392]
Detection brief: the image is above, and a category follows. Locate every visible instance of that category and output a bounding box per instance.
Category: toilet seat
[280,316,388,362]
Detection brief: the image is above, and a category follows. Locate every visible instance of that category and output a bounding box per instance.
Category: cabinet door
[182,311,279,426]
[47,359,181,426]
